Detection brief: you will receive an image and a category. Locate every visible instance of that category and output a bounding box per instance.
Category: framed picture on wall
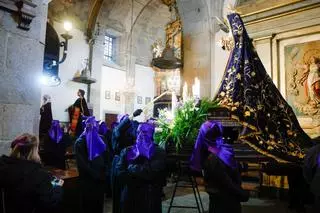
[105,90,111,99]
[145,97,151,105]
[115,92,120,101]
[284,40,320,138]
[137,96,142,104]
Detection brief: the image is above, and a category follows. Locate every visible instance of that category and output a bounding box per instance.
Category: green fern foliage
[154,98,219,152]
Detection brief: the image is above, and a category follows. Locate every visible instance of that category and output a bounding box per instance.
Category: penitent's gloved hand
[133,109,143,117]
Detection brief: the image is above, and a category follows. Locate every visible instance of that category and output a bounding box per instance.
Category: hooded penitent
[190,121,237,172]
[48,120,63,143]
[80,116,107,161]
[126,122,156,162]
[98,121,108,136]
[215,13,313,163]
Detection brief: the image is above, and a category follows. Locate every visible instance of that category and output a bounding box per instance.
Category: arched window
[104,34,115,62]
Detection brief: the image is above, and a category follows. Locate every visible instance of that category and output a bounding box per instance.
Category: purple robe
[48,120,63,144]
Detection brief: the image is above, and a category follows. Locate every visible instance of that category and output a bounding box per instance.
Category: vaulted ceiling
[47,0,222,65]
[48,0,170,39]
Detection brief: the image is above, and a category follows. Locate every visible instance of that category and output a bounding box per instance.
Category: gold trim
[238,0,304,17]
[244,3,320,26]
[253,35,274,42]
[241,138,290,163]
[229,114,258,131]
[221,105,291,163]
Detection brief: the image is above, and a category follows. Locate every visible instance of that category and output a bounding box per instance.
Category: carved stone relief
[0,0,37,31]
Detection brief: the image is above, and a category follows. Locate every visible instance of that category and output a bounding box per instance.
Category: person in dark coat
[98,121,113,197]
[0,133,63,213]
[304,143,320,212]
[69,89,90,137]
[39,95,53,143]
[190,121,249,213]
[42,120,71,170]
[114,122,166,213]
[111,110,142,213]
[111,112,141,156]
[75,116,110,213]
[99,121,113,157]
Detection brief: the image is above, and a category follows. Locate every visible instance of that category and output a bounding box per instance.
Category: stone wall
[0,0,49,154]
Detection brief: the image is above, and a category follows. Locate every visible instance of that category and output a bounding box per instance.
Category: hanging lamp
[152,0,182,69]
[151,46,182,69]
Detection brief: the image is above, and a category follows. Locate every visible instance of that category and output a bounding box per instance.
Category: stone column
[124,55,136,114]
[177,0,211,98]
[208,0,224,97]
[90,34,105,120]
[0,0,49,154]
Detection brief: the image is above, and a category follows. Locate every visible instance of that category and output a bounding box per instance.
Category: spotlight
[40,75,49,85]
[40,74,61,87]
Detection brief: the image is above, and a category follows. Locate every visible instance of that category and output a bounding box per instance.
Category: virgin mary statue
[215,13,314,163]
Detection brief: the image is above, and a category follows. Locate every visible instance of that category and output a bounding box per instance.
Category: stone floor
[103,195,313,213]
[102,184,314,213]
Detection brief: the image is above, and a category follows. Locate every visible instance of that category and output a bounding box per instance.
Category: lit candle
[171,91,177,117]
[192,77,200,98]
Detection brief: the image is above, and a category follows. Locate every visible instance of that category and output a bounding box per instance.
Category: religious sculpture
[151,40,164,58]
[298,56,320,106]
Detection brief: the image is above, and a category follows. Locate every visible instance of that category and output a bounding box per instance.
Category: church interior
[1,0,320,213]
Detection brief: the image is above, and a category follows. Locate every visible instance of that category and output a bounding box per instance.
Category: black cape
[39,102,53,135]
[100,132,113,197]
[113,146,166,213]
[111,118,139,213]
[203,154,248,213]
[74,136,111,213]
[111,117,139,156]
[41,133,72,170]
[304,144,320,197]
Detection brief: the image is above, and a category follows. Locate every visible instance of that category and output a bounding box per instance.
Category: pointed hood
[80,116,107,161]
